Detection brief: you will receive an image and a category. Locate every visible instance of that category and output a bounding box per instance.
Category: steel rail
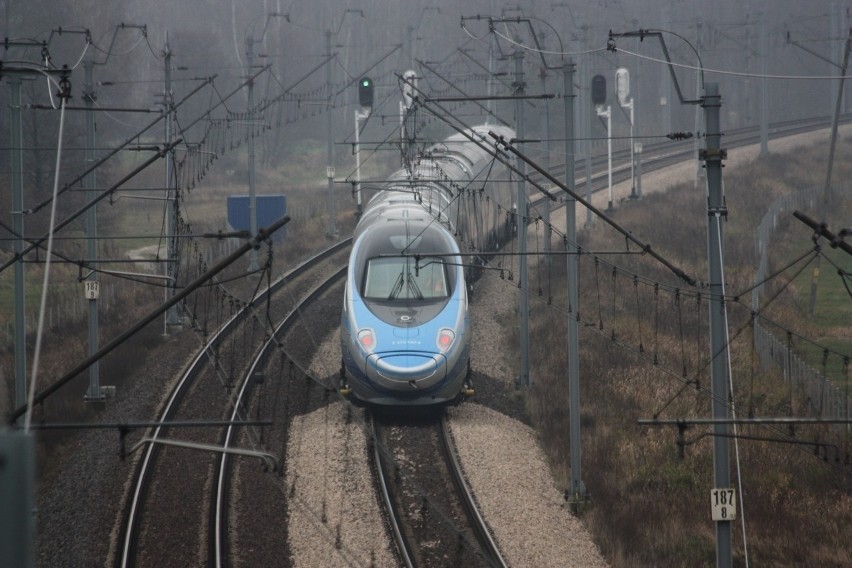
[438,415,507,568]
[212,261,349,567]
[117,238,350,567]
[370,417,416,568]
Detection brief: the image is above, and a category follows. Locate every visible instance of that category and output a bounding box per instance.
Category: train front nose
[368,352,445,389]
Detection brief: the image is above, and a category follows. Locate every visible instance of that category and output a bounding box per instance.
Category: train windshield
[363,257,448,301]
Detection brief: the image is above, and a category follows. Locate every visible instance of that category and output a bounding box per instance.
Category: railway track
[211,263,348,567]
[528,114,852,210]
[116,239,350,567]
[371,412,507,568]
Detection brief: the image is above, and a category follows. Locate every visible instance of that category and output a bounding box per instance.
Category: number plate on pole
[84,281,100,300]
[710,488,736,521]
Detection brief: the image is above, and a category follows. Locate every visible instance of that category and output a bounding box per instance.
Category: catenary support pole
[759,11,769,157]
[164,33,180,328]
[582,26,593,226]
[246,34,260,270]
[82,55,103,401]
[325,30,337,237]
[808,30,850,318]
[0,431,34,567]
[703,82,732,568]
[11,78,26,412]
[541,67,551,264]
[354,108,369,216]
[514,49,530,387]
[564,59,586,504]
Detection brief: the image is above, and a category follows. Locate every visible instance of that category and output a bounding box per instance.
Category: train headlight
[357,329,376,352]
[436,328,455,352]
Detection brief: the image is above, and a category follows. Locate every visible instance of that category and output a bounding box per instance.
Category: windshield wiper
[388,271,405,300]
[407,274,424,300]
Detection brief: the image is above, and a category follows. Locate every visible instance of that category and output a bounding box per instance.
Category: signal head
[359,77,374,108]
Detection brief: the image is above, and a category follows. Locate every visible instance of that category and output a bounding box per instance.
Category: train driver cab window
[417,260,448,298]
[363,257,448,301]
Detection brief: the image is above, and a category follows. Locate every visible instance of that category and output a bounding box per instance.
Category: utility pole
[759,11,769,156]
[661,7,672,135]
[514,48,530,387]
[354,107,369,217]
[246,34,260,270]
[0,431,34,567]
[703,81,733,568]
[82,52,104,401]
[616,68,637,200]
[0,40,60,411]
[808,30,851,318]
[581,25,593,226]
[325,29,338,237]
[595,103,613,211]
[244,12,286,258]
[163,33,180,327]
[609,29,733,565]
[540,66,551,264]
[2,48,71,566]
[10,77,26,412]
[563,59,586,506]
[693,21,705,189]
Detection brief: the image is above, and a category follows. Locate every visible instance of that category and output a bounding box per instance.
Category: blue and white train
[340,124,516,405]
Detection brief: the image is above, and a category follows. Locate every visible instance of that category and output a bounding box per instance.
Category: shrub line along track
[117,238,351,568]
[371,413,507,568]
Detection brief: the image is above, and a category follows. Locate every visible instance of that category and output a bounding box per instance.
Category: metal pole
[636,144,643,198]
[246,35,260,270]
[407,24,414,71]
[759,11,769,156]
[564,59,586,504]
[694,22,705,189]
[662,6,672,134]
[11,78,26,412]
[354,109,366,216]
[582,26,593,226]
[164,33,180,328]
[628,99,636,198]
[541,67,551,265]
[325,30,338,237]
[83,55,103,401]
[808,32,850,318]
[514,49,530,387]
[606,105,613,211]
[704,82,732,568]
[823,31,850,215]
[487,34,495,122]
[0,431,34,567]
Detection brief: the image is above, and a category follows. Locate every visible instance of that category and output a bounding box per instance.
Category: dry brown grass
[522,140,852,566]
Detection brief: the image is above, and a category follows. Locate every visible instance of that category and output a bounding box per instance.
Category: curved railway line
[117,240,350,567]
[211,263,348,567]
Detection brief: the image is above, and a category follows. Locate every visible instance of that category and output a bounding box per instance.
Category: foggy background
[1,0,848,228]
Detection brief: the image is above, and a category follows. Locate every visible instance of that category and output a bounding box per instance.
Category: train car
[340,124,516,405]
